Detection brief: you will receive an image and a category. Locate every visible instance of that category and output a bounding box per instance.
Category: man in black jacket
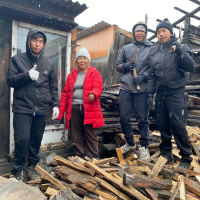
[6,29,59,180]
[116,21,154,161]
[148,19,196,169]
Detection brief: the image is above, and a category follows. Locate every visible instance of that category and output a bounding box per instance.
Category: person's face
[30,37,44,55]
[157,28,173,44]
[134,31,146,42]
[76,56,90,72]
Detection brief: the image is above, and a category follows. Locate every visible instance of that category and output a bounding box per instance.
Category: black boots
[177,157,192,170]
[160,150,174,165]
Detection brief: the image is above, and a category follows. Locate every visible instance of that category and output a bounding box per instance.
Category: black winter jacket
[6,29,59,115]
[147,37,196,95]
[116,40,154,93]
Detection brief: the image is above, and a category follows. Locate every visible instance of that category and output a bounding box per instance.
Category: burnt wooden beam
[182,17,191,47]
[174,6,200,21]
[148,6,200,40]
[190,0,200,5]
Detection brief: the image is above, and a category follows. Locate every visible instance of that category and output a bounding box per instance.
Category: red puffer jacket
[57,66,104,130]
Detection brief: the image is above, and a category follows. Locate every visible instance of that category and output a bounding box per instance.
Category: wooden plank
[84,162,150,200]
[116,148,126,164]
[125,154,137,161]
[174,167,200,176]
[194,166,200,182]
[178,176,186,200]
[54,156,95,176]
[93,189,117,200]
[35,165,66,190]
[169,175,185,200]
[149,156,168,178]
[145,189,158,200]
[191,143,200,160]
[45,187,59,197]
[190,24,200,37]
[95,157,117,166]
[173,176,200,197]
[129,166,151,175]
[149,151,161,162]
[95,176,132,200]
[153,190,179,200]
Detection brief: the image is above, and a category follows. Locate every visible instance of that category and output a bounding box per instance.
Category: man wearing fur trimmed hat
[116,21,154,161]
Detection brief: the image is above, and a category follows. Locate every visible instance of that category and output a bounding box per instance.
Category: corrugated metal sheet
[41,0,88,17]
[77,21,111,40]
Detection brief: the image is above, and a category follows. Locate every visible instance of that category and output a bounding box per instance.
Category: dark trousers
[70,104,99,159]
[12,113,46,175]
[156,92,192,159]
[119,90,149,147]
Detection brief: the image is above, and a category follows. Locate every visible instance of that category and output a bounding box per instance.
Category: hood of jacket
[26,29,47,63]
[132,21,148,42]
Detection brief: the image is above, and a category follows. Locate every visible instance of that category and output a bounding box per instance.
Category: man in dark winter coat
[6,29,59,180]
[148,18,196,169]
[116,21,154,161]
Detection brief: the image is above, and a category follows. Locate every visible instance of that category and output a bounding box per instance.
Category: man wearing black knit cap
[6,29,59,181]
[148,18,196,169]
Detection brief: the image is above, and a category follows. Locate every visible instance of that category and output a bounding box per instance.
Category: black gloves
[148,93,154,110]
[122,62,135,72]
[171,40,183,57]
[133,75,147,86]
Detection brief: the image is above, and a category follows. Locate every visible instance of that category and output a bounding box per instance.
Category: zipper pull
[161,45,163,51]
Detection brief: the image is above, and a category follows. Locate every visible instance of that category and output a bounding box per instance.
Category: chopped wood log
[114,133,126,146]
[178,175,186,200]
[145,189,158,200]
[174,167,200,176]
[192,143,200,160]
[84,162,150,200]
[153,190,180,200]
[194,166,200,182]
[45,187,59,197]
[149,156,168,178]
[148,143,160,148]
[126,160,138,166]
[116,148,126,164]
[35,165,66,190]
[137,160,174,179]
[150,151,161,162]
[173,176,200,197]
[27,179,42,184]
[95,157,117,166]
[129,166,151,175]
[54,156,95,176]
[125,154,137,161]
[95,176,132,200]
[169,175,185,200]
[55,165,100,193]
[41,183,51,191]
[123,173,173,190]
[94,189,117,200]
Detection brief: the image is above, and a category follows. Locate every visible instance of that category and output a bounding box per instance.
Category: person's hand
[122,62,135,72]
[148,93,154,110]
[89,92,95,101]
[29,65,39,81]
[133,75,147,86]
[171,40,183,56]
[52,107,59,120]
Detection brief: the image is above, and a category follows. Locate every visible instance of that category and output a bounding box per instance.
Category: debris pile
[2,126,200,200]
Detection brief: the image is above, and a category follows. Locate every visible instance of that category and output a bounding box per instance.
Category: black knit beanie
[156,18,173,34]
[31,33,45,42]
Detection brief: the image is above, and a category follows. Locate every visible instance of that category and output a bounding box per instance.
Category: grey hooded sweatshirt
[116,21,154,93]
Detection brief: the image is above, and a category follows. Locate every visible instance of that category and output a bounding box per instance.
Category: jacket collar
[156,36,177,50]
[133,39,153,47]
[72,66,95,76]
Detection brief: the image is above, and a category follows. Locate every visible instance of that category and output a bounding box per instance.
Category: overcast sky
[75,0,200,40]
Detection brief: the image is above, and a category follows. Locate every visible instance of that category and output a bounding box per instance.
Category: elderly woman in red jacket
[56,48,104,159]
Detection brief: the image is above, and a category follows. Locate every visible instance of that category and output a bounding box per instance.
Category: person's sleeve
[90,70,103,99]
[116,47,126,73]
[6,58,31,88]
[147,57,156,94]
[48,63,59,108]
[56,76,69,120]
[177,44,196,72]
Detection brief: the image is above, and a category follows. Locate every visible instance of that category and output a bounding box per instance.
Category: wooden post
[182,17,191,47]
[71,27,77,69]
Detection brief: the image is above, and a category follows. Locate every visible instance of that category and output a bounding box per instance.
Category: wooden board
[149,156,167,178]
[116,148,126,165]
